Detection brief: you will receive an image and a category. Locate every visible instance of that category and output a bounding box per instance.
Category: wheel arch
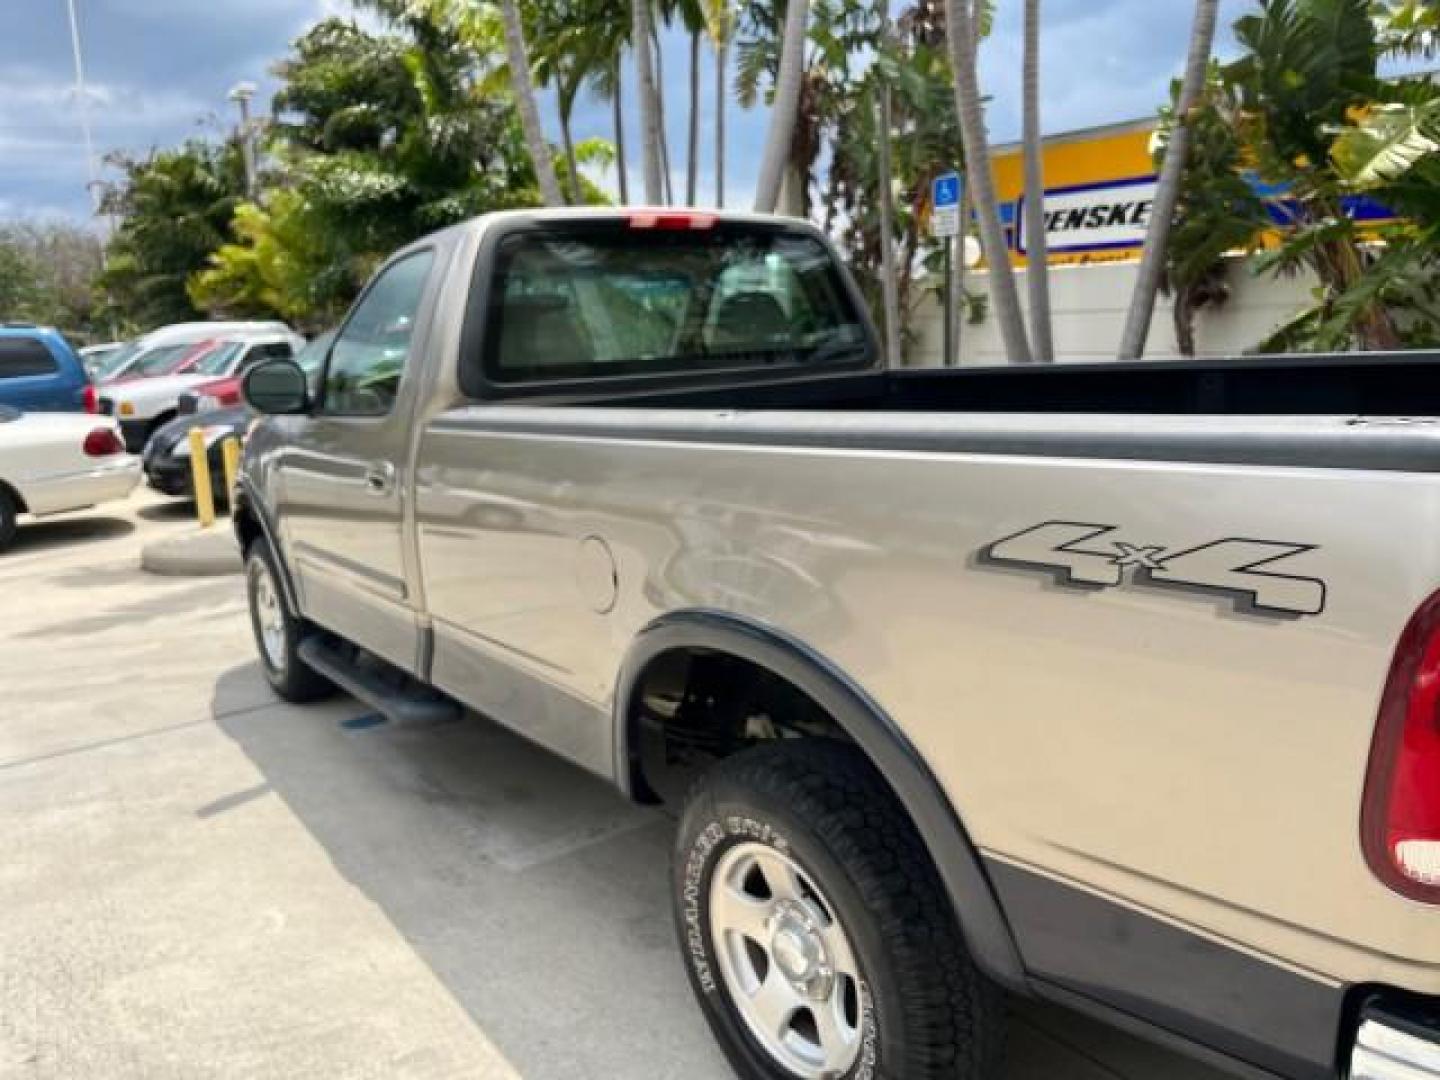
[0,477,29,515]
[231,477,300,614]
[613,608,1028,992]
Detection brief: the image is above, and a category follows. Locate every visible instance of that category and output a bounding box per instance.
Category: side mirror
[242,358,310,415]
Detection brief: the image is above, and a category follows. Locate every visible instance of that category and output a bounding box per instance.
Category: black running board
[298,636,462,726]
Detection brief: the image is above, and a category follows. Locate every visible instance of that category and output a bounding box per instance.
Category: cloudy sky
[2,0,1256,225]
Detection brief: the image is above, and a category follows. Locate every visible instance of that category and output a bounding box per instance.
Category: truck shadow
[209,662,1225,1080]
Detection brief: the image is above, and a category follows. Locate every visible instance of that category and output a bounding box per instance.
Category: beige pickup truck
[234,209,1440,1080]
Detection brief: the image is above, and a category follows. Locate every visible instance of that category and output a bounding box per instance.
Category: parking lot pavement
[0,489,1231,1080]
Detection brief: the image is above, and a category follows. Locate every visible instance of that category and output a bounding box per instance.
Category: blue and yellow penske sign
[986,119,1395,267]
[990,121,1159,267]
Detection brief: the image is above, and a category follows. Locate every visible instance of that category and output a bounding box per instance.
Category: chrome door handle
[364,462,396,495]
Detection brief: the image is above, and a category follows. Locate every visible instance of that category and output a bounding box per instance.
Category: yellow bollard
[220,436,241,517]
[189,427,216,528]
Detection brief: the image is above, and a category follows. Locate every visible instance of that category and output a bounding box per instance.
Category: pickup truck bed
[235,209,1440,1080]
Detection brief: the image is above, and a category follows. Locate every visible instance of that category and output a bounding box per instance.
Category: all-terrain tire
[673,739,1004,1080]
[244,538,334,703]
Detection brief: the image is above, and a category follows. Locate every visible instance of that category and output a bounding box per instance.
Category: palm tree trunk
[560,105,581,204]
[613,59,629,204]
[944,0,1032,363]
[1118,0,1219,360]
[1021,0,1054,361]
[874,47,901,365]
[754,0,808,213]
[687,30,701,205]
[632,0,664,203]
[714,38,727,206]
[500,0,563,207]
[653,24,675,204]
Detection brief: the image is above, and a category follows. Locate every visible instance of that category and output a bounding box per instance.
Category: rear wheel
[673,740,1004,1080]
[245,539,334,703]
[0,488,16,552]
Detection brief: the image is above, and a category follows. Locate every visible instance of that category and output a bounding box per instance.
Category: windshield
[93,341,142,380]
[483,223,870,384]
[192,342,247,377]
[128,343,196,378]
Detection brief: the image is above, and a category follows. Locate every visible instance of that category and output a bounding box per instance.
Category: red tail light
[82,427,125,458]
[1363,589,1440,902]
[627,211,717,231]
[82,383,98,414]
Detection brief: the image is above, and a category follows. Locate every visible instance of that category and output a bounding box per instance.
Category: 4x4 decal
[982,521,1326,617]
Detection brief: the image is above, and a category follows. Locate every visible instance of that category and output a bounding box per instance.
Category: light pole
[228,81,258,198]
[64,0,103,224]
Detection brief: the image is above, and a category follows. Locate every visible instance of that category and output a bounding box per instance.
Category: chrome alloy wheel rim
[709,842,865,1078]
[253,563,286,671]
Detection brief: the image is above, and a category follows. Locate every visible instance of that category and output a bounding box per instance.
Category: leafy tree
[0,238,44,321]
[826,0,969,357]
[1223,0,1403,351]
[98,141,246,329]
[194,14,549,325]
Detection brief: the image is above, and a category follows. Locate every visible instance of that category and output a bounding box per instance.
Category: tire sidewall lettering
[680,810,880,1080]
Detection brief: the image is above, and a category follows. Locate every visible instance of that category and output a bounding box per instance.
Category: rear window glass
[482,224,870,385]
[0,338,59,379]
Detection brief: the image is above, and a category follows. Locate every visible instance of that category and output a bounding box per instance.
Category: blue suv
[0,325,97,414]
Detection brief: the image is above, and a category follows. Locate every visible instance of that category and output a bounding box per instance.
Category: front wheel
[673,740,1003,1080]
[245,540,334,703]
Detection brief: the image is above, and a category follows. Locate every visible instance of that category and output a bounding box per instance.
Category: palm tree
[632,0,665,202]
[668,0,707,205]
[1021,0,1053,361]
[753,0,808,213]
[703,0,735,205]
[602,58,630,203]
[1118,0,1220,360]
[875,10,902,366]
[687,29,702,203]
[944,0,1032,363]
[498,0,564,206]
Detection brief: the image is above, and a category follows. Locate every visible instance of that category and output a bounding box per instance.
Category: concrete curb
[141,526,242,577]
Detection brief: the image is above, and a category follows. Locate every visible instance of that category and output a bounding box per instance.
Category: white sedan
[0,407,140,550]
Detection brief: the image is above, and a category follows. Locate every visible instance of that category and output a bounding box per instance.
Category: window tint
[258,341,294,362]
[0,338,59,379]
[323,251,434,415]
[130,343,194,378]
[192,342,246,377]
[94,341,141,380]
[483,225,868,385]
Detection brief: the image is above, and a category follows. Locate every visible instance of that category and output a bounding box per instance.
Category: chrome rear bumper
[1352,1009,1440,1079]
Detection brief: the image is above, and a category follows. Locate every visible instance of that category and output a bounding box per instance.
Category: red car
[108,338,226,384]
[178,330,333,415]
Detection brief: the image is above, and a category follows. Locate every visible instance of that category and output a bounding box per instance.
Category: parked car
[0,405,138,550]
[92,321,295,384]
[102,331,303,451]
[234,209,1440,1080]
[0,326,97,414]
[104,337,223,384]
[142,406,248,503]
[79,341,124,376]
[178,330,334,416]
